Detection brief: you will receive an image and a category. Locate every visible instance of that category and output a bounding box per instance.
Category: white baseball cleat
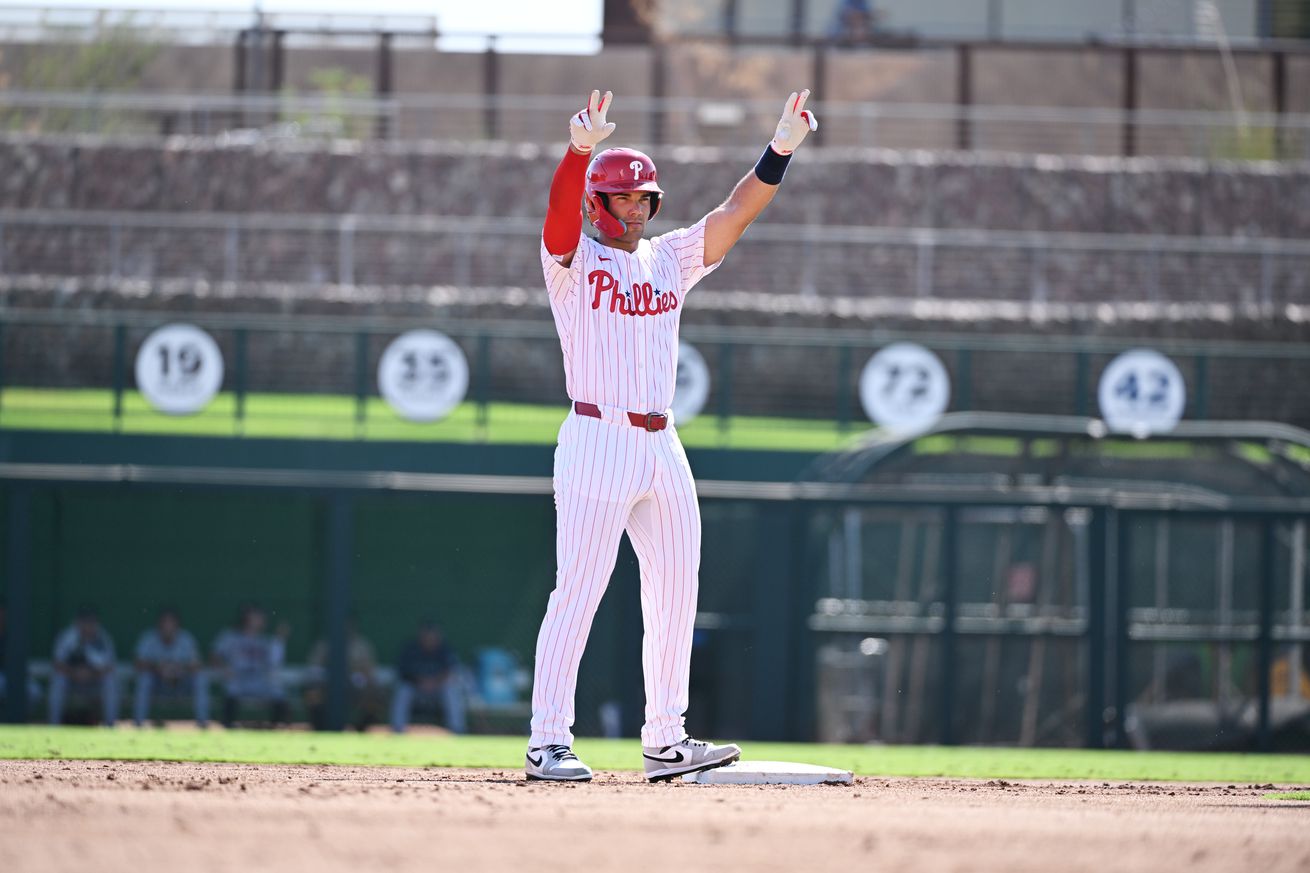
[643,736,742,782]
[525,744,593,782]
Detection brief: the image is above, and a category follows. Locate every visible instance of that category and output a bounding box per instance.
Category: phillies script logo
[588,269,679,316]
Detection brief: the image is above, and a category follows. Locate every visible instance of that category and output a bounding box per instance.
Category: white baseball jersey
[530,217,723,750]
[540,217,721,413]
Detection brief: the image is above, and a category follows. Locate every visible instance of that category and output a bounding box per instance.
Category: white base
[682,760,854,786]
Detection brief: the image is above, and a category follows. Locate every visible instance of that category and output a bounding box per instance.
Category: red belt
[574,401,668,432]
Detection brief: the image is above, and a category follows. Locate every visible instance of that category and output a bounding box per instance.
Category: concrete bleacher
[2,135,1307,302]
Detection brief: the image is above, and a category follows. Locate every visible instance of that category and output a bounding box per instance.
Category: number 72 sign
[859,342,951,435]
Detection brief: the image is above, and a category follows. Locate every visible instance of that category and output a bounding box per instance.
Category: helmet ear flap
[648,192,661,220]
[585,191,627,239]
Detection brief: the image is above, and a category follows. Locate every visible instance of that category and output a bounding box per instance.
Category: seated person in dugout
[390,620,467,734]
[211,604,290,728]
[133,606,208,727]
[302,617,384,731]
[48,606,119,726]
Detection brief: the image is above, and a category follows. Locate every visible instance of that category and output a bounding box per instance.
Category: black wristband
[753,144,792,186]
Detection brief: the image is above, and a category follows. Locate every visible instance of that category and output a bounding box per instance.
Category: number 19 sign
[134,324,225,415]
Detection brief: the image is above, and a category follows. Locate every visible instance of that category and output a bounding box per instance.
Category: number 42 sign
[1097,349,1187,437]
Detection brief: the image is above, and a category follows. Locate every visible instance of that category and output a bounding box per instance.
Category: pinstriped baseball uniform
[530,217,722,749]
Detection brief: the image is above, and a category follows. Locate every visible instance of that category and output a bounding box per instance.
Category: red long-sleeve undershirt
[543,146,589,256]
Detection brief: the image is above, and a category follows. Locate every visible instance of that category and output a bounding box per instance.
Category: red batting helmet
[584,147,663,238]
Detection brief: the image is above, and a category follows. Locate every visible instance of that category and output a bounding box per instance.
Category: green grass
[1266,791,1310,801]
[0,387,859,452]
[3,726,1310,783]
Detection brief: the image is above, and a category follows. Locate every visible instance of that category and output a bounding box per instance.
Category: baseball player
[527,89,818,782]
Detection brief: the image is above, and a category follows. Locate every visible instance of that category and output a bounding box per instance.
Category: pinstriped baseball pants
[529,411,701,749]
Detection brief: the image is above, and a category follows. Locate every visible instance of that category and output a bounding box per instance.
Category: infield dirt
[2,759,1308,873]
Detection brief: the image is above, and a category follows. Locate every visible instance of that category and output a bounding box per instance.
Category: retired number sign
[377,330,469,423]
[1097,349,1186,437]
[134,324,225,415]
[859,342,951,435]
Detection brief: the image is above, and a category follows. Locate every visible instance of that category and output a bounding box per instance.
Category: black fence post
[811,45,826,147]
[955,44,973,151]
[324,493,354,732]
[476,334,491,439]
[3,485,32,724]
[233,328,248,436]
[1256,516,1276,752]
[751,503,796,740]
[716,343,734,444]
[954,349,973,412]
[111,323,126,432]
[375,32,393,140]
[835,345,852,432]
[1075,351,1089,417]
[939,505,960,745]
[271,30,286,93]
[233,29,248,93]
[1272,51,1287,160]
[483,37,500,140]
[0,321,6,423]
[1086,507,1109,748]
[1122,46,1138,158]
[1112,510,1133,748]
[1193,354,1209,420]
[354,331,370,438]
[786,500,815,741]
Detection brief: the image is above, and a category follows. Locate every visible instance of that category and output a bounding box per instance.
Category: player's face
[606,191,652,244]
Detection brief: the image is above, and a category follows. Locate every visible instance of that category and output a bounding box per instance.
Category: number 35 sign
[135,324,225,415]
[1097,349,1186,437]
[377,329,470,423]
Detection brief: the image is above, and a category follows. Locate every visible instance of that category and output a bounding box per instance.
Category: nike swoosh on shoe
[642,750,686,764]
[527,754,542,767]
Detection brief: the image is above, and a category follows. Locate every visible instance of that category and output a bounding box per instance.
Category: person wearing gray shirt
[48,607,118,725]
[133,607,208,727]
[211,604,289,727]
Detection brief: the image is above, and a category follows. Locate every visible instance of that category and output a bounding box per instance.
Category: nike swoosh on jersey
[598,256,611,261]
[642,749,686,764]
[526,753,542,767]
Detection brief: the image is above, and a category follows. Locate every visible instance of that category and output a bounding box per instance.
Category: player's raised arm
[702,89,818,267]
[543,89,615,267]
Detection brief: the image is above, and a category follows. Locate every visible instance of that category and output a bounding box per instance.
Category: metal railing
[3,90,1309,160]
[1,1,1307,46]
[2,306,1309,441]
[4,208,1309,307]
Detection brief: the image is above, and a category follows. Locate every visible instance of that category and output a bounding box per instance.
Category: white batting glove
[770,89,818,155]
[569,89,615,154]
